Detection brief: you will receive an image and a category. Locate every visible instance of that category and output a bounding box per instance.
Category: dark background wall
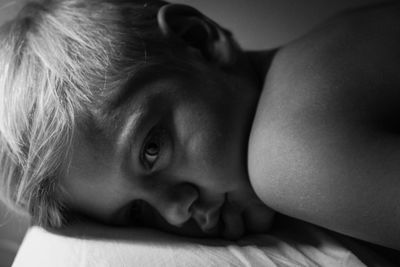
[0,0,384,266]
[170,0,384,49]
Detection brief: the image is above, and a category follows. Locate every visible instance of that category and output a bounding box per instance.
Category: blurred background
[0,0,385,266]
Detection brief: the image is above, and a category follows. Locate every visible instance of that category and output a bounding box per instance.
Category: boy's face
[61,63,274,239]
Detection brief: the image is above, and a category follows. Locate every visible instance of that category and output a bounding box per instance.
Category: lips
[191,196,225,234]
[200,207,221,233]
[192,193,246,240]
[220,195,245,240]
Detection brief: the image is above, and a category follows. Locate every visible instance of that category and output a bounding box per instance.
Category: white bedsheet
[12,219,392,267]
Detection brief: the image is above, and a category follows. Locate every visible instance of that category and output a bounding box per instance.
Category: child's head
[0,0,273,239]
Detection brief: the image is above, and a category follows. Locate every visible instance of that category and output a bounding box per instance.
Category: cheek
[171,97,245,187]
[177,120,240,190]
[187,130,223,168]
[174,105,229,162]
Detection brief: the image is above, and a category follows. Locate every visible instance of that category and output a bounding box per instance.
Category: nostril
[177,183,199,212]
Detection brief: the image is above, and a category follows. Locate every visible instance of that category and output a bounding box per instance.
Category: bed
[12,216,395,267]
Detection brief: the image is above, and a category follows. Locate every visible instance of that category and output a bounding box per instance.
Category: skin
[249,2,400,250]
[61,1,400,250]
[62,66,273,239]
[61,4,275,239]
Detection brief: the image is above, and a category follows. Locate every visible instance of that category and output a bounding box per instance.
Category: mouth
[197,193,246,240]
[150,194,271,240]
[194,194,227,235]
[149,194,247,239]
[219,193,245,240]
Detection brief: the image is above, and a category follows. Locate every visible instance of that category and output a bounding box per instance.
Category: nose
[153,183,199,226]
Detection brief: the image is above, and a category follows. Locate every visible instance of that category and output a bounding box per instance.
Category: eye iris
[143,138,160,168]
[142,129,165,169]
[145,141,159,156]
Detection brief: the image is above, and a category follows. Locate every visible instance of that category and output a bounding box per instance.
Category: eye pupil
[142,129,165,169]
[145,142,159,155]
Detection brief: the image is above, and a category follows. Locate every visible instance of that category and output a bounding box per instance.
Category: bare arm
[248,2,400,250]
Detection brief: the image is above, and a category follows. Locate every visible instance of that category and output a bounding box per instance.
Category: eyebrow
[115,106,146,162]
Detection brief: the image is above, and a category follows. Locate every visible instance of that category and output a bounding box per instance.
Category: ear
[157,4,237,66]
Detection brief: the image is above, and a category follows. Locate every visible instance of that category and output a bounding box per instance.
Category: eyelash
[141,127,165,170]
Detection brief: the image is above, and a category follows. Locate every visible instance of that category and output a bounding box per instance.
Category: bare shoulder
[248,2,400,249]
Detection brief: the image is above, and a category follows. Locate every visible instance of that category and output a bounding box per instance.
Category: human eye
[141,128,165,170]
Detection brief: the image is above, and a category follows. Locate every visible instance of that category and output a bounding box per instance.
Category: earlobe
[157,4,237,66]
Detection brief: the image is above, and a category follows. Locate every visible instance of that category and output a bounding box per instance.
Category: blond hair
[0,0,174,227]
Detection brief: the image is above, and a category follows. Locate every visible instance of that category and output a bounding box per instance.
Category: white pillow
[12,220,383,267]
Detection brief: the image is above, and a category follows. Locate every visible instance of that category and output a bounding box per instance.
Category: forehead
[60,126,122,218]
[105,63,199,111]
[61,97,147,217]
[86,66,168,135]
[93,64,212,142]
